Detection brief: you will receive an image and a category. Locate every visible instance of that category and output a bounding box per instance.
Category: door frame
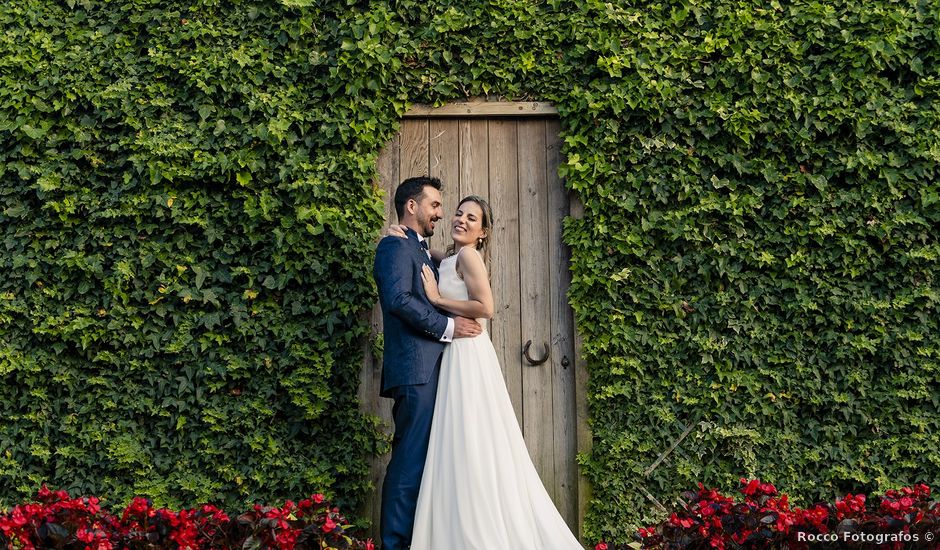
[358,100,591,542]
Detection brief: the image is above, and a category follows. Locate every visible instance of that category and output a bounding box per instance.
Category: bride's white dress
[411,252,583,549]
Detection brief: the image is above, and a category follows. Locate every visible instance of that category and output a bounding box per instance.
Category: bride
[390,195,582,549]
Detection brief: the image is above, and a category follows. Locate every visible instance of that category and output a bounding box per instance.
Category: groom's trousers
[380,357,442,550]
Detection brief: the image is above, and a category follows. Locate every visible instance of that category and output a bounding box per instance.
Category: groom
[374,176,481,550]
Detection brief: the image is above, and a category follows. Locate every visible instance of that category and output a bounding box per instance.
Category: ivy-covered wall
[0,0,394,511]
[1,0,938,545]
[563,1,940,542]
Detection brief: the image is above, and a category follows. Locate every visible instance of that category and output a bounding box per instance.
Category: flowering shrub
[0,486,374,550]
[593,480,940,549]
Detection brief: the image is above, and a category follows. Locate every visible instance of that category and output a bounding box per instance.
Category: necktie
[419,240,434,271]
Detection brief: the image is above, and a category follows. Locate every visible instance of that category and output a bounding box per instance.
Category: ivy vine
[1,0,937,545]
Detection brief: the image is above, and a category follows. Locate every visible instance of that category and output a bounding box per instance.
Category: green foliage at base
[1,0,938,544]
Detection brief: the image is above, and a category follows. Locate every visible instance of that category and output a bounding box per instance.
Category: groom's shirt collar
[416,235,431,258]
[404,228,431,258]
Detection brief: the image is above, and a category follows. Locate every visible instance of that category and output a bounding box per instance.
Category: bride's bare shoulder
[456,245,484,261]
[455,246,486,274]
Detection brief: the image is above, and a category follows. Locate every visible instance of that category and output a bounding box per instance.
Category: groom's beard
[417,213,439,238]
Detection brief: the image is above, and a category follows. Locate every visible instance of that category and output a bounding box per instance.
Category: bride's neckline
[446,245,481,257]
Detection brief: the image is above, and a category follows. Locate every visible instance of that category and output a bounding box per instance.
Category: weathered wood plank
[546,118,579,531]
[457,118,491,332]
[399,119,428,178]
[458,119,489,200]
[429,119,459,253]
[518,119,556,499]
[380,134,401,230]
[405,101,558,118]
[487,119,523,428]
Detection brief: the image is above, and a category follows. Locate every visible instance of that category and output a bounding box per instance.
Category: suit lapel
[405,228,438,278]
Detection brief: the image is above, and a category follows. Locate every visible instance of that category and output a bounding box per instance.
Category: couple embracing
[374,176,582,549]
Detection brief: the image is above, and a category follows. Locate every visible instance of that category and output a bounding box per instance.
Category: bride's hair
[446,195,493,267]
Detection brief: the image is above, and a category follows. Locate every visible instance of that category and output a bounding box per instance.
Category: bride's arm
[420,248,494,320]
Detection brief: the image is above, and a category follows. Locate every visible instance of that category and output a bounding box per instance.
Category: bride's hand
[385,224,408,238]
[421,264,441,306]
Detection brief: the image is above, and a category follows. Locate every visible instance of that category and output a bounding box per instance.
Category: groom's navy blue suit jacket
[374,228,449,396]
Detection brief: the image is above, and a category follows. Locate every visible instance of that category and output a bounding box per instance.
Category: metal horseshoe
[522,340,550,366]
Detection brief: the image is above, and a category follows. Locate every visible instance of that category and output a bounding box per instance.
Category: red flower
[836,493,867,519]
[76,526,94,543]
[595,543,608,550]
[698,483,721,501]
[740,478,760,497]
[0,487,374,550]
[274,528,299,550]
[634,482,940,550]
[673,515,694,529]
[322,516,337,533]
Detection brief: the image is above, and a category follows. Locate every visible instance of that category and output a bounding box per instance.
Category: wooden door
[359,103,586,542]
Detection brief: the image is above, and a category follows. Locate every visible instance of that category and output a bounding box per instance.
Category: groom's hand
[453,316,482,339]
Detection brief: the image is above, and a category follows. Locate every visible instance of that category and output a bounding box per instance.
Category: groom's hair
[394,176,443,220]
